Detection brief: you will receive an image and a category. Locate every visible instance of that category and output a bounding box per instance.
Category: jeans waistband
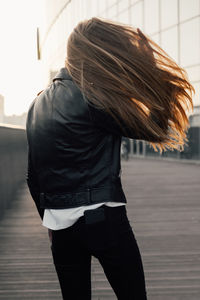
[100,203,127,220]
[39,184,127,209]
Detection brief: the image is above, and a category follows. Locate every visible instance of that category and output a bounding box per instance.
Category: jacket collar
[53,67,72,82]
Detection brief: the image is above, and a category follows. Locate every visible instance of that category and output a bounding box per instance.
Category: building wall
[39,0,200,159]
[39,0,200,107]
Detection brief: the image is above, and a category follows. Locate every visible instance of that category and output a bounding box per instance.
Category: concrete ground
[0,157,199,299]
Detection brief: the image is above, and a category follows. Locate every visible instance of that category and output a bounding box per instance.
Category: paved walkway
[0,157,199,299]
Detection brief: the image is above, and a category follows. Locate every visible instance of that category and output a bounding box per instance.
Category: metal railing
[126,126,200,161]
[0,124,27,220]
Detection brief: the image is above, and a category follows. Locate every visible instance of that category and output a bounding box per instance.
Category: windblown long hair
[65,17,194,153]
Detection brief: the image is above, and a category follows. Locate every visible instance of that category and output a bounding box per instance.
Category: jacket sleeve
[26,147,44,221]
[87,103,163,141]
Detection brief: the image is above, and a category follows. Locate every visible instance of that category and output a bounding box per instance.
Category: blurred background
[0,0,200,158]
[0,1,200,299]
[0,0,200,230]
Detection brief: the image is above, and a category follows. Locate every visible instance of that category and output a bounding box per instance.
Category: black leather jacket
[26,67,160,220]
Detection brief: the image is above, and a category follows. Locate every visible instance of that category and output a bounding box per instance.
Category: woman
[26,17,194,300]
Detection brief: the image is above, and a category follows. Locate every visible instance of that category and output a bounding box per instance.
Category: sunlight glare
[0,0,45,115]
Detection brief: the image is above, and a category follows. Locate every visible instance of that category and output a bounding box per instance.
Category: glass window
[161,0,178,30]
[65,9,72,36]
[107,0,117,7]
[192,82,200,107]
[90,0,98,17]
[193,105,200,115]
[131,0,141,4]
[117,9,130,24]
[85,0,92,18]
[180,17,200,66]
[112,15,119,22]
[151,33,159,44]
[79,0,87,18]
[98,0,107,14]
[107,4,118,19]
[161,26,178,63]
[180,0,200,22]
[85,0,98,21]
[130,2,143,29]
[186,66,200,83]
[118,0,130,13]
[144,0,159,35]
[100,11,108,19]
[73,0,80,23]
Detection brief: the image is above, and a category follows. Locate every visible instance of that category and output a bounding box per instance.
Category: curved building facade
[38,0,200,159]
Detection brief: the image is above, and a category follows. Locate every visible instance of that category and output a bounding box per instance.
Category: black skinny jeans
[50,204,147,300]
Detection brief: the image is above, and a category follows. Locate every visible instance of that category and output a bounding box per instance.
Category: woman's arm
[26,149,44,220]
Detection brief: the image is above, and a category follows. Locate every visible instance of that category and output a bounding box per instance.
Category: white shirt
[42,202,126,230]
